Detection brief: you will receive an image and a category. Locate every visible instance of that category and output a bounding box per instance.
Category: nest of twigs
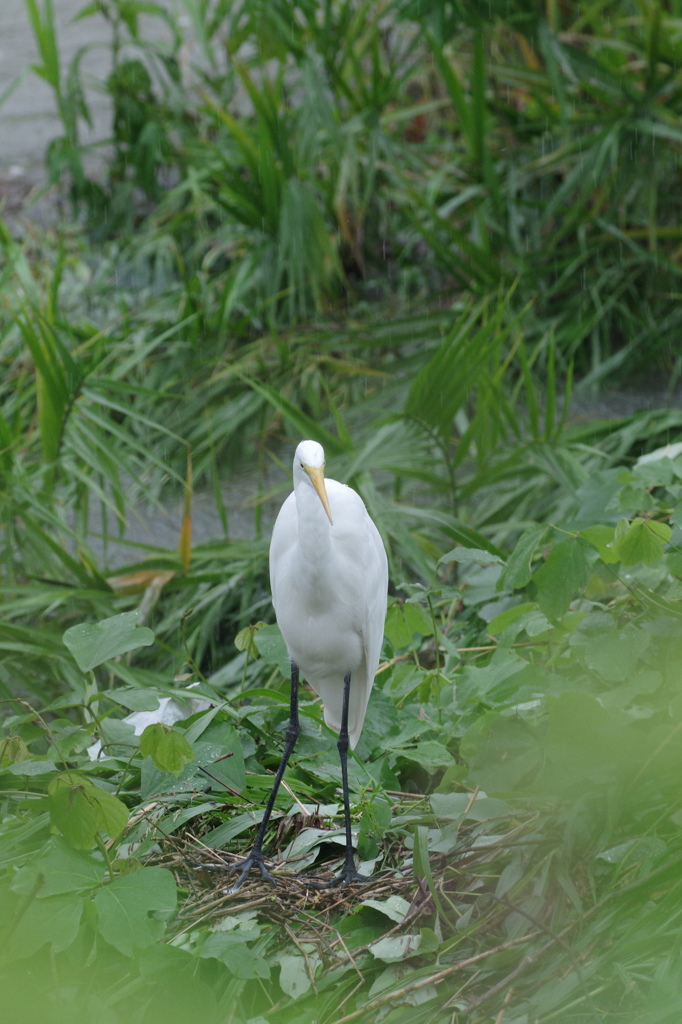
[149,827,434,935]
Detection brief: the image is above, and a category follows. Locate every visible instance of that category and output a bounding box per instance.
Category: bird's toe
[228,849,278,892]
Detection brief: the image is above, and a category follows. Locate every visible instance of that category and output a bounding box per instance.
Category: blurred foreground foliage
[2,0,682,1021]
[4,439,682,1023]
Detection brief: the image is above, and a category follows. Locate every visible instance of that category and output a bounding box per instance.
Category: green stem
[96,833,116,883]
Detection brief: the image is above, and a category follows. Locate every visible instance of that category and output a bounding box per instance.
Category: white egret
[230,439,388,889]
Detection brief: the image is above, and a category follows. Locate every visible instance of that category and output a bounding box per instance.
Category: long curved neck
[295,478,331,553]
[294,478,333,600]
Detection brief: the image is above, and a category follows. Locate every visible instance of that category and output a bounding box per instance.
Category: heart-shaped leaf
[48,773,129,849]
[139,724,195,776]
[612,517,671,566]
[93,867,177,956]
[63,611,155,672]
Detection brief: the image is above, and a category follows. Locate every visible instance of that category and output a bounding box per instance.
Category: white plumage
[270,440,388,748]
[229,439,388,889]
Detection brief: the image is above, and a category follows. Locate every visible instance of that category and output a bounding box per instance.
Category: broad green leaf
[540,691,635,791]
[211,910,260,938]
[8,893,83,959]
[571,620,650,682]
[612,517,671,566]
[254,623,290,677]
[533,537,590,620]
[359,896,411,923]
[278,954,316,998]
[139,723,195,776]
[384,602,433,649]
[200,932,270,979]
[93,867,177,956]
[597,837,667,866]
[580,524,619,563]
[63,611,154,672]
[183,703,232,744]
[0,735,30,765]
[6,759,57,776]
[200,810,283,848]
[440,547,504,566]
[11,838,106,896]
[198,727,246,793]
[499,524,547,590]
[234,622,266,658]
[430,792,512,821]
[48,773,129,849]
[461,711,542,794]
[399,740,454,773]
[456,651,527,705]
[368,933,422,962]
[487,603,551,638]
[155,801,219,837]
[106,688,161,712]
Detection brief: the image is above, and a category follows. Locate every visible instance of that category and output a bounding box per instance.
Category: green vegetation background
[2,1,682,1022]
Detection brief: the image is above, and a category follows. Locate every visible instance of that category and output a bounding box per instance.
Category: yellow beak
[304,464,333,524]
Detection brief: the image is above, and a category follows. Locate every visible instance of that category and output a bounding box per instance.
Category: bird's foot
[228,848,278,893]
[308,861,369,889]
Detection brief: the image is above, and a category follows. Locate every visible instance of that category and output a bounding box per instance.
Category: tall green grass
[20,0,682,378]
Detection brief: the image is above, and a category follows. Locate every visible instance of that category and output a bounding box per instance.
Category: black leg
[229,662,300,892]
[313,672,367,888]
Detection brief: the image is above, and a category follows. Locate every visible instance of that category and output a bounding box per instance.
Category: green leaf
[63,611,154,671]
[200,932,270,979]
[369,933,422,962]
[499,524,547,590]
[200,810,282,848]
[612,518,671,566]
[430,792,512,821]
[11,838,106,896]
[278,954,316,998]
[359,896,411,924]
[254,623,290,677]
[139,724,195,776]
[571,619,650,682]
[8,893,84,959]
[93,866,177,956]
[440,547,503,566]
[47,773,129,849]
[461,712,542,794]
[413,823,446,918]
[106,687,161,712]
[533,536,590,620]
[399,740,454,773]
[580,524,619,563]
[234,622,265,658]
[487,603,551,637]
[238,377,341,453]
[5,759,58,776]
[632,583,682,620]
[198,727,246,793]
[384,602,433,649]
[0,735,30,766]
[405,306,503,438]
[456,650,527,705]
[539,691,634,792]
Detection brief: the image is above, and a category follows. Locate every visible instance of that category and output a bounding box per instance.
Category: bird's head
[294,440,333,524]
